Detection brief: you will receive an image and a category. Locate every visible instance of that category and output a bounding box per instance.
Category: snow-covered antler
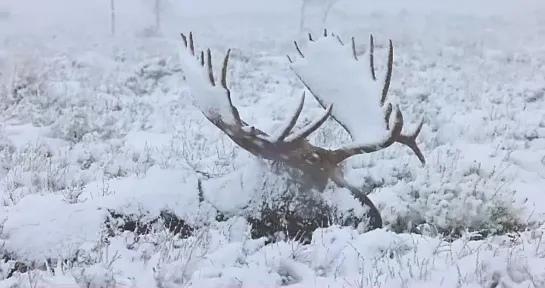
[289,31,425,165]
[178,31,426,230]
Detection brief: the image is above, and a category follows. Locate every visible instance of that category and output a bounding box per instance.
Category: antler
[289,32,425,166]
[178,31,426,230]
[179,32,334,170]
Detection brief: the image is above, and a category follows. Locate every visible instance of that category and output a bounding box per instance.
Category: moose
[178,30,425,230]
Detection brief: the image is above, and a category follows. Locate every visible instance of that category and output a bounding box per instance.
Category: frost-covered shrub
[49,103,131,144]
[374,146,526,239]
[0,142,76,205]
[0,57,50,120]
[124,57,180,96]
[0,48,186,206]
[0,50,161,142]
[72,264,117,288]
[0,134,161,205]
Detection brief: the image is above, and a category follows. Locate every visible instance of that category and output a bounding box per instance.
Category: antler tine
[294,41,305,58]
[219,48,245,126]
[413,118,424,136]
[206,49,215,86]
[286,104,333,142]
[273,92,306,142]
[221,49,231,89]
[351,36,357,60]
[181,33,204,65]
[369,34,376,81]
[326,30,344,45]
[380,40,394,106]
[334,105,425,165]
[335,35,344,45]
[189,32,195,56]
[180,33,188,48]
[286,55,294,63]
[180,33,196,56]
[393,112,426,164]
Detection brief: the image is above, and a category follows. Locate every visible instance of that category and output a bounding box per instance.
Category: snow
[1,194,107,261]
[0,0,545,287]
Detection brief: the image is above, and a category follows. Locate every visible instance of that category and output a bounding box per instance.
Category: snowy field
[1,0,545,287]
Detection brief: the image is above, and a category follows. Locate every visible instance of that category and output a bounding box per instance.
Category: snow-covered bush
[353,145,527,239]
[73,264,117,288]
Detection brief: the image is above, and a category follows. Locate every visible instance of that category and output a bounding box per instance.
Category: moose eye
[304,153,320,164]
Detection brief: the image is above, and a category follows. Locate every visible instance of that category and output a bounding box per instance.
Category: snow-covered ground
[1,0,545,287]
